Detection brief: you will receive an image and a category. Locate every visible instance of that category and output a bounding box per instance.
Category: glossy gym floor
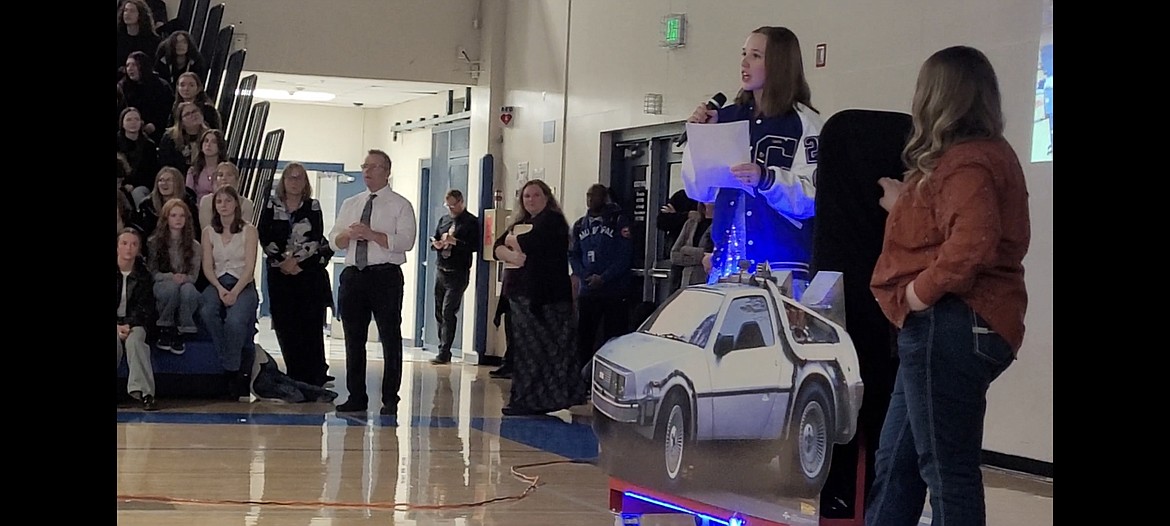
[116,321,1053,525]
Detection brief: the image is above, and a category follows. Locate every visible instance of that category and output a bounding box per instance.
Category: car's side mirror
[714,334,734,357]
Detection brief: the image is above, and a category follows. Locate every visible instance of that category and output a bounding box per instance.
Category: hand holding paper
[680,120,755,202]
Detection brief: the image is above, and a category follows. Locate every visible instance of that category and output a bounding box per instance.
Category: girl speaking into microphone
[687,26,822,294]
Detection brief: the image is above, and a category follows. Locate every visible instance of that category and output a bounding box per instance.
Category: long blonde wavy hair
[902,46,1004,186]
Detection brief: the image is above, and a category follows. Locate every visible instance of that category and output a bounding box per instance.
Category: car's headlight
[615,374,626,398]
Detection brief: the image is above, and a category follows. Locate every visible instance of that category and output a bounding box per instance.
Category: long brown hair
[149,199,197,274]
[211,186,246,234]
[902,46,1004,184]
[192,129,228,175]
[510,179,563,228]
[117,0,157,37]
[732,26,817,118]
[172,72,215,106]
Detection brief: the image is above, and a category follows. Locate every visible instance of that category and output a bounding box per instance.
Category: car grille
[594,362,619,396]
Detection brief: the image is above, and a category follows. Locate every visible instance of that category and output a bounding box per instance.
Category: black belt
[351,263,400,271]
[438,267,470,273]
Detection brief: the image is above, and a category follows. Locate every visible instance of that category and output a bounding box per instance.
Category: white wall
[263,102,367,168]
[210,0,483,84]
[492,0,1054,463]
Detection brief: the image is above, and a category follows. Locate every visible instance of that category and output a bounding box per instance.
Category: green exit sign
[663,14,686,48]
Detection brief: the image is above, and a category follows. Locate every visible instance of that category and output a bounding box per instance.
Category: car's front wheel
[656,391,691,487]
[779,381,834,497]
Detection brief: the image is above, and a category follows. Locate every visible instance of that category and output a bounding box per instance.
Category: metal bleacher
[172,0,283,214]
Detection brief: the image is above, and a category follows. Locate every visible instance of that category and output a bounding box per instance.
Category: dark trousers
[576,294,629,368]
[434,268,470,359]
[338,264,405,407]
[268,267,330,385]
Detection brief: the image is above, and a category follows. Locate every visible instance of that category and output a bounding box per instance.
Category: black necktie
[355,193,376,269]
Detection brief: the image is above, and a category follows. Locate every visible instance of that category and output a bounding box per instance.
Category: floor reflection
[116,350,1051,526]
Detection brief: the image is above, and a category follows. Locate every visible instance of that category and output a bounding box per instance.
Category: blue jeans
[865,295,1015,526]
[154,279,201,333]
[200,274,259,372]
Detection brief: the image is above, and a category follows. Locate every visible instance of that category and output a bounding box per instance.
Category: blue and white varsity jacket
[706,102,822,283]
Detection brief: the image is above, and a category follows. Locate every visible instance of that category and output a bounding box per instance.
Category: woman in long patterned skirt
[492,180,587,415]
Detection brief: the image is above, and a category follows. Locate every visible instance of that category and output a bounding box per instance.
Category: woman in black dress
[492,179,587,415]
[256,162,335,386]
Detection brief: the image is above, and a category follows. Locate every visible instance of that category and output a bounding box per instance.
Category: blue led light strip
[623,491,731,525]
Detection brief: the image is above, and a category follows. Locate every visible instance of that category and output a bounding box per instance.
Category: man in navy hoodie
[569,184,633,369]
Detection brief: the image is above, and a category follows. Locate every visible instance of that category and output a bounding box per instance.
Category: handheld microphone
[675,92,727,147]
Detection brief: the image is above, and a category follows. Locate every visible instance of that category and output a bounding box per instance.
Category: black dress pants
[338,264,405,407]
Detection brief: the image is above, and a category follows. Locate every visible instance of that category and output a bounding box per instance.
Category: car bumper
[593,389,657,427]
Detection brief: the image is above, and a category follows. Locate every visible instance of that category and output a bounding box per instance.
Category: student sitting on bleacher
[117,228,158,411]
[169,72,222,131]
[148,198,202,355]
[155,31,210,97]
[158,102,210,177]
[138,166,201,235]
[200,186,260,399]
[119,52,173,143]
[199,162,254,229]
[186,129,229,202]
[117,107,160,207]
[116,0,160,74]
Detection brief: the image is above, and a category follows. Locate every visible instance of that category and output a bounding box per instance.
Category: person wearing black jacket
[158,102,211,177]
[492,180,587,416]
[117,107,160,206]
[116,0,160,74]
[569,184,633,368]
[428,189,480,364]
[257,163,336,387]
[116,228,158,411]
[155,31,210,93]
[119,52,174,144]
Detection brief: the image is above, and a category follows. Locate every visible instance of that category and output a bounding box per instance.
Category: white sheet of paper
[503,224,533,269]
[680,120,754,201]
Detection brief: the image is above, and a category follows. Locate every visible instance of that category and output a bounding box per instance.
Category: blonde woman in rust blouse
[865,46,1030,526]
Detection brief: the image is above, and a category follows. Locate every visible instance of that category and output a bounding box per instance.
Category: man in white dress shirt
[329,149,418,415]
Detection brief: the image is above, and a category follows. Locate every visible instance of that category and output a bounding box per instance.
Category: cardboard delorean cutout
[592,263,864,497]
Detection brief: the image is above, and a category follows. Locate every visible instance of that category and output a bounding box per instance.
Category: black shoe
[142,395,158,411]
[233,373,252,398]
[169,337,186,355]
[379,405,397,416]
[430,355,451,365]
[489,368,512,379]
[156,333,173,352]
[336,399,368,413]
[501,405,546,416]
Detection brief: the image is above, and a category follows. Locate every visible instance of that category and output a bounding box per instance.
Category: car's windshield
[639,289,723,348]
